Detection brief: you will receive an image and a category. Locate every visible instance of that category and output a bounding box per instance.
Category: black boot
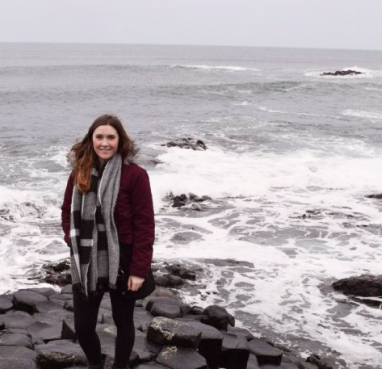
[88,354,106,369]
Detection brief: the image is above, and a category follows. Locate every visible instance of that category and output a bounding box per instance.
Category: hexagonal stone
[156,346,207,369]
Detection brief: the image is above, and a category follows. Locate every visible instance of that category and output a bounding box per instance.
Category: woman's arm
[61,174,74,246]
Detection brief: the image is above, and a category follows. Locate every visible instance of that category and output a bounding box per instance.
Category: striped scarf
[70,154,122,295]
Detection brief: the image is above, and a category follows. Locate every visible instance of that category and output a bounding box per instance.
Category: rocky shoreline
[0,259,346,369]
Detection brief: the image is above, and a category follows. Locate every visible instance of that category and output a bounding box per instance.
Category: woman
[61,114,155,369]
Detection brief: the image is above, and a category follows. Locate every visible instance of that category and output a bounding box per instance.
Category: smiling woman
[92,125,119,167]
[61,114,155,369]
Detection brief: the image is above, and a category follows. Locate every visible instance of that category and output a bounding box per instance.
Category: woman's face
[92,125,119,166]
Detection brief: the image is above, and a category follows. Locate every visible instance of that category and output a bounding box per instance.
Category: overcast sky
[0,0,381,51]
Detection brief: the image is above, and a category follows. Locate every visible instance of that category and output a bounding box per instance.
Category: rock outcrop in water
[321,70,362,76]
[162,138,207,151]
[332,274,382,308]
[0,260,339,369]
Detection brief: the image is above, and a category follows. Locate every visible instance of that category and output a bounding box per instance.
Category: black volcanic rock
[332,274,382,297]
[321,70,362,76]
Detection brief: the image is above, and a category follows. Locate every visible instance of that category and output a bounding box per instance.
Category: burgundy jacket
[61,163,155,278]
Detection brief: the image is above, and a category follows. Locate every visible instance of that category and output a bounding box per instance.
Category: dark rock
[321,70,362,76]
[2,310,36,329]
[61,317,76,340]
[173,195,188,208]
[156,346,208,369]
[366,193,382,199]
[0,357,37,369]
[247,338,283,365]
[133,307,154,332]
[306,354,335,369]
[60,284,73,294]
[150,303,182,319]
[220,333,249,369]
[13,290,48,314]
[201,305,235,330]
[227,325,254,341]
[133,335,162,362]
[332,274,382,297]
[135,364,168,369]
[34,300,63,313]
[147,317,202,348]
[0,295,13,313]
[145,297,183,312]
[154,275,169,287]
[168,275,183,287]
[28,320,63,343]
[28,287,57,297]
[179,269,196,281]
[35,339,87,368]
[0,329,33,348]
[0,346,38,369]
[162,138,207,151]
[185,321,223,369]
[246,353,260,369]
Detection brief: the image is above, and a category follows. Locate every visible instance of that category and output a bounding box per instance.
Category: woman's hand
[127,275,144,291]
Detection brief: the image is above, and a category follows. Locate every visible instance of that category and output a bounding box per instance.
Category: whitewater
[1,43,382,368]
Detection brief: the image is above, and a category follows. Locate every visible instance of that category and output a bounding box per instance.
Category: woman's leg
[73,290,104,365]
[110,291,136,368]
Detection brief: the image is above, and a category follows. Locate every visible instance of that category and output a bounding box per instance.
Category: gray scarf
[70,154,122,295]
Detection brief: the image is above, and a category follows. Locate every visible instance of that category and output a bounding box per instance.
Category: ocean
[1,43,382,368]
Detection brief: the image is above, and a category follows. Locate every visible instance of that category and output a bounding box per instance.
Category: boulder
[247,338,283,365]
[0,295,13,313]
[150,303,182,319]
[145,297,184,312]
[147,317,201,348]
[13,290,48,314]
[201,305,235,330]
[35,339,87,368]
[0,329,33,348]
[332,274,382,297]
[2,310,36,329]
[28,320,63,343]
[306,354,335,369]
[246,353,260,369]
[0,346,38,369]
[156,346,208,369]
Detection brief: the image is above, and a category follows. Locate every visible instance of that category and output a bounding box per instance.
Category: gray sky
[1,0,381,50]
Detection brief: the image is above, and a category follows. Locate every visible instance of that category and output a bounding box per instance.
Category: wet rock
[168,193,211,209]
[42,259,72,287]
[162,138,207,151]
[321,70,362,76]
[154,275,169,287]
[133,335,162,362]
[13,290,48,314]
[156,346,208,369]
[247,338,283,366]
[306,354,335,369]
[168,275,183,287]
[332,274,382,297]
[147,317,202,349]
[201,305,235,330]
[366,193,382,199]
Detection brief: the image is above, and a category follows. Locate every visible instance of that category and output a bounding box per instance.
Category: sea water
[1,43,382,368]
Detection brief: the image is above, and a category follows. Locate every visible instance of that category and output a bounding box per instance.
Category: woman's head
[71,114,138,192]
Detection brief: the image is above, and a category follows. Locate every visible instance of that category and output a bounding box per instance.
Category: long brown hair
[70,114,138,193]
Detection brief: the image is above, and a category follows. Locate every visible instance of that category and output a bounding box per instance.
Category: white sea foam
[342,109,382,122]
[173,64,260,72]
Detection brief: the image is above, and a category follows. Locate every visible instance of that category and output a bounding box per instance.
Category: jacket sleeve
[129,168,155,278]
[61,174,74,246]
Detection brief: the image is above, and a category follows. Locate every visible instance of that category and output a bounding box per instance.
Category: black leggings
[73,289,136,367]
